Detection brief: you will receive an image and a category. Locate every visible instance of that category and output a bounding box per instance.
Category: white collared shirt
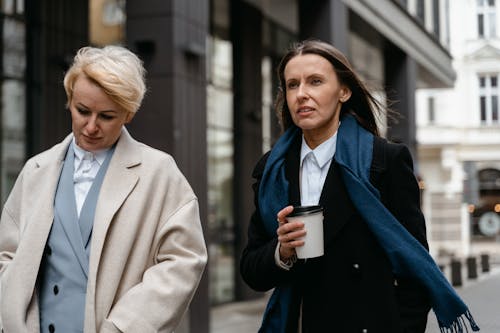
[299,132,337,206]
[72,138,109,217]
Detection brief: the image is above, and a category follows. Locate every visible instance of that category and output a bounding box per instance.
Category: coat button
[362,329,368,333]
[53,285,59,295]
[394,279,399,287]
[351,263,362,278]
[45,245,52,256]
[49,323,55,332]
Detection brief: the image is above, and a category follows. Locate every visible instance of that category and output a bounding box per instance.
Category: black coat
[240,135,431,333]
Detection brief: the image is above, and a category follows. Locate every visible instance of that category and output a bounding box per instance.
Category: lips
[83,134,101,142]
[297,106,315,114]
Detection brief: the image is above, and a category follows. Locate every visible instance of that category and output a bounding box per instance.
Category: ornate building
[417,0,500,258]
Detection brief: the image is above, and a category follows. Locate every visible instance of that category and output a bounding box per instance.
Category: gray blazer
[38,142,114,333]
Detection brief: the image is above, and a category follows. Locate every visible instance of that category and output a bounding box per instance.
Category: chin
[295,122,319,131]
[78,141,100,152]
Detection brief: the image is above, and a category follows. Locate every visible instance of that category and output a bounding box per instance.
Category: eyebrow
[286,73,326,82]
[75,102,118,114]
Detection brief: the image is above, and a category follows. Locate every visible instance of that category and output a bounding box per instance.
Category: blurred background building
[417,0,500,260]
[0,0,457,332]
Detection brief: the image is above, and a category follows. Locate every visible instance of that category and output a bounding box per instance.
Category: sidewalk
[425,266,500,333]
[211,295,267,333]
[211,267,500,333]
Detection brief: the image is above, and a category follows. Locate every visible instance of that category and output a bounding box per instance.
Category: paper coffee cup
[287,205,324,259]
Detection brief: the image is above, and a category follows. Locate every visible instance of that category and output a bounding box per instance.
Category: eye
[99,113,115,120]
[77,108,90,116]
[311,78,322,85]
[287,81,299,89]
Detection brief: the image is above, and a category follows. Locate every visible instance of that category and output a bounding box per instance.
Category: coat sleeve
[0,167,24,277]
[106,198,207,333]
[0,206,17,331]
[378,142,431,332]
[0,169,24,331]
[240,153,294,292]
[0,206,19,278]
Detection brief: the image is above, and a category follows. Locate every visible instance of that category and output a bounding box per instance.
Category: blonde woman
[0,46,207,333]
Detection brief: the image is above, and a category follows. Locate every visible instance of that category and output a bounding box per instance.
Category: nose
[296,83,309,100]
[86,115,99,134]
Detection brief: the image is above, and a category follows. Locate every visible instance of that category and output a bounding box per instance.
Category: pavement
[211,295,268,333]
[210,266,500,333]
[425,265,500,333]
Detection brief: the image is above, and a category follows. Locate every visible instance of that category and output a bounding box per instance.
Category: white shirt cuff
[274,242,297,270]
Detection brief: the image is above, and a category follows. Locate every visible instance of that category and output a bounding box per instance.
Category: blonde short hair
[64,45,146,114]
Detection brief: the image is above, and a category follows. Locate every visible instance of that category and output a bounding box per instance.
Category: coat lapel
[285,135,301,207]
[285,136,355,246]
[319,162,355,245]
[87,128,140,281]
[17,135,73,310]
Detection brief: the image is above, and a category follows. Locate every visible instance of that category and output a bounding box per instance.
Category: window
[472,168,500,238]
[1,2,26,204]
[428,96,436,124]
[207,35,235,305]
[477,0,496,38]
[478,74,500,125]
[89,0,126,46]
[416,0,425,24]
[1,0,24,15]
[432,0,441,38]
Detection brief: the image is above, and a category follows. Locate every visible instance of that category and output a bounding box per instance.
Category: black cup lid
[288,205,323,217]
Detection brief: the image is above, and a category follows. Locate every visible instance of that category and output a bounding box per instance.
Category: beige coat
[0,128,207,333]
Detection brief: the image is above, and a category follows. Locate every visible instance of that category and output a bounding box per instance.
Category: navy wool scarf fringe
[257,115,479,333]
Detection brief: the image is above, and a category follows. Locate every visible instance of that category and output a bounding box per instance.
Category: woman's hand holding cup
[276,205,305,261]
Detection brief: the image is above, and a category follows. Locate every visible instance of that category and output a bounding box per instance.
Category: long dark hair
[275,39,388,136]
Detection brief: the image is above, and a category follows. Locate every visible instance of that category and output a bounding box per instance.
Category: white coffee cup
[287,205,324,259]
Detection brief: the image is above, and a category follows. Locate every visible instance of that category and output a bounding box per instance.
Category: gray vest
[38,143,114,333]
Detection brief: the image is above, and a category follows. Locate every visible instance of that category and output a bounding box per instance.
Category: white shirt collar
[72,137,109,166]
[300,131,338,169]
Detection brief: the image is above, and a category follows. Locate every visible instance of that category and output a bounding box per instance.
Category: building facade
[0,0,453,331]
[417,0,500,259]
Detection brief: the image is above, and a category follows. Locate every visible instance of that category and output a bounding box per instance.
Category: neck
[303,122,339,150]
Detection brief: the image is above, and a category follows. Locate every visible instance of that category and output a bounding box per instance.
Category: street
[211,267,500,333]
[425,266,500,333]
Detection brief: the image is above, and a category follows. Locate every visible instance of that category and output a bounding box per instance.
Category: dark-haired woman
[240,40,478,333]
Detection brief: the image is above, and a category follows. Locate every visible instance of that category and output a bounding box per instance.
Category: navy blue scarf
[258,115,479,333]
